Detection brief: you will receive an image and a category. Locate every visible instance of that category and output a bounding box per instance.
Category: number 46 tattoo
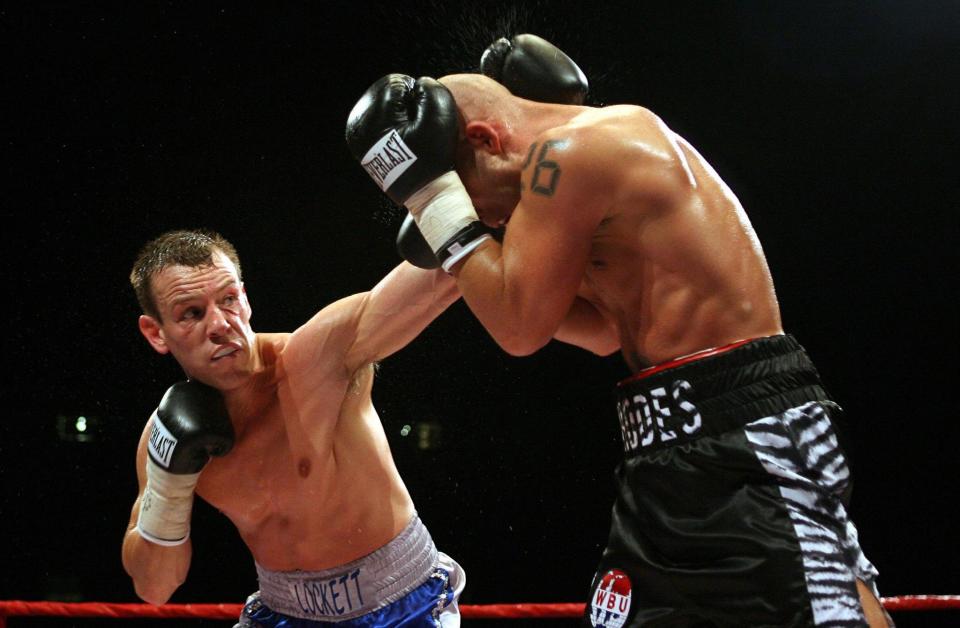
[521,139,568,197]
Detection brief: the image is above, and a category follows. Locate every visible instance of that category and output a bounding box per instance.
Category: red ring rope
[0,597,958,624]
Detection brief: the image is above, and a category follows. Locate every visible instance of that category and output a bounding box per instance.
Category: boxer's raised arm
[286,263,459,379]
[452,131,610,355]
[345,74,612,357]
[121,382,232,604]
[122,419,192,605]
[345,263,459,371]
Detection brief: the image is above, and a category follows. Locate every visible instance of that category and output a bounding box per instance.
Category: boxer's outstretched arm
[345,263,459,370]
[122,419,191,605]
[451,130,611,355]
[286,262,459,378]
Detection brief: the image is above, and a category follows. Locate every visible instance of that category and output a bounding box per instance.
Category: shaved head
[439,73,517,122]
[437,72,571,227]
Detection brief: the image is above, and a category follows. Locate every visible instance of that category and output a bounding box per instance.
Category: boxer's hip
[589,334,873,626]
[238,514,463,626]
[614,333,831,457]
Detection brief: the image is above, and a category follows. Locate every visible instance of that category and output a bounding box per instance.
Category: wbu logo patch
[589,569,632,628]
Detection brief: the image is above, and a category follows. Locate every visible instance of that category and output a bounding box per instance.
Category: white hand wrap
[135,459,201,546]
[405,171,480,253]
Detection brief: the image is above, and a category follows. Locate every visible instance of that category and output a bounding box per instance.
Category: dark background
[3,2,958,626]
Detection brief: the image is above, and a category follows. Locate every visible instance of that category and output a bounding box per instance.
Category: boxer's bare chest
[196,390,339,531]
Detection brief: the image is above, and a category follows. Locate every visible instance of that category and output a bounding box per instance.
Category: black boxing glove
[396,213,440,269]
[416,34,580,266]
[481,34,588,105]
[346,74,494,272]
[392,36,587,268]
[136,381,234,546]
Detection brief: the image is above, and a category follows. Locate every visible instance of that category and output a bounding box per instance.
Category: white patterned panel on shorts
[744,401,878,626]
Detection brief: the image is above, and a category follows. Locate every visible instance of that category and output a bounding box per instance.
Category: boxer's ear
[139,315,169,354]
[465,121,504,154]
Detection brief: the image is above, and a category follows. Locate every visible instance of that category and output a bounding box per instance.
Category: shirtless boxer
[122,229,465,626]
[345,35,891,627]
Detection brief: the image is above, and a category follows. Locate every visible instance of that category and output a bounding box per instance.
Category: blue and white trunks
[235,515,465,627]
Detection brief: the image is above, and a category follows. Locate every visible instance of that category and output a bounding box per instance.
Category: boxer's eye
[182,307,202,321]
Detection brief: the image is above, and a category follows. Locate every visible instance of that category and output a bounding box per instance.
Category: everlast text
[361,130,417,191]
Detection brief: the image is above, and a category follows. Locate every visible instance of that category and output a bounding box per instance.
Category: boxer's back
[570,106,783,369]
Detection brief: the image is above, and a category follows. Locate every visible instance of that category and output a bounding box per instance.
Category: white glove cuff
[441,233,492,272]
[405,171,479,252]
[136,459,201,546]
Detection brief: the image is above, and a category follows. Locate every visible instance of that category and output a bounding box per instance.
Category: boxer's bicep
[289,265,459,378]
[286,293,369,384]
[344,263,459,370]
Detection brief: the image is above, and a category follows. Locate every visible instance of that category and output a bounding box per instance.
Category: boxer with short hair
[122,229,465,627]
[346,34,891,627]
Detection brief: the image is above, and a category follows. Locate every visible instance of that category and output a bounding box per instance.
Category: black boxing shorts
[585,334,880,627]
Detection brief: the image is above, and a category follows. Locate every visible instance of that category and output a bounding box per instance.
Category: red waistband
[619,337,760,385]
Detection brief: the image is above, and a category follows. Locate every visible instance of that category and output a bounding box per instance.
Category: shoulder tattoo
[521,139,568,197]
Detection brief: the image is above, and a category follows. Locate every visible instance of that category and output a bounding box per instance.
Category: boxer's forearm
[122,514,192,604]
[454,250,618,356]
[452,241,563,356]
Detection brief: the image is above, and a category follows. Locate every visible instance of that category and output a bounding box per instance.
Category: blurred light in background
[417,422,442,451]
[56,413,100,443]
[398,421,443,450]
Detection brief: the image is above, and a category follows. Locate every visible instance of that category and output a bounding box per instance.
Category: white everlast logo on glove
[148,411,179,469]
[361,130,417,192]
